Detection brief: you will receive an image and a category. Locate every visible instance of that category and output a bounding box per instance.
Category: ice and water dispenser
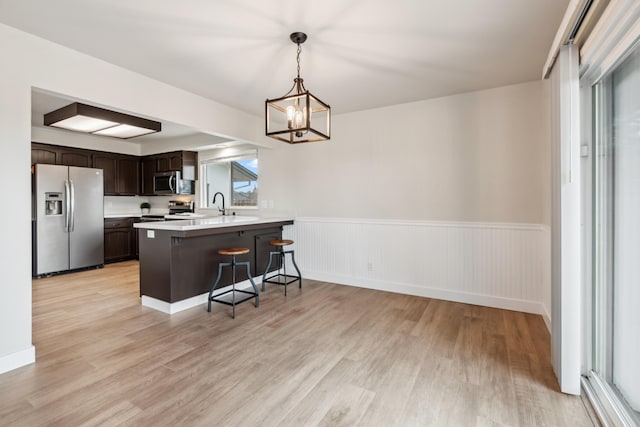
[45,192,63,215]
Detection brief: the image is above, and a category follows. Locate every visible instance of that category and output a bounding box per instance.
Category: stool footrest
[210,289,258,306]
[263,274,300,286]
[261,246,302,296]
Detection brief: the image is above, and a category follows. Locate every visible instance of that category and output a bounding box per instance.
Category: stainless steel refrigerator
[33,164,104,276]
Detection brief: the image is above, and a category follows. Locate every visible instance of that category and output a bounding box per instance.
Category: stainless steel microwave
[153,171,195,195]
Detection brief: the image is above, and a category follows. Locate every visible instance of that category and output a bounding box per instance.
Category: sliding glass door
[588,42,640,426]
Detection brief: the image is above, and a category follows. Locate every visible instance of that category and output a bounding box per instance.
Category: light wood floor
[0,261,593,426]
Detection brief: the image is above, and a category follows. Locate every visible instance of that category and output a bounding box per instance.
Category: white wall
[261,80,551,225]
[204,163,230,209]
[0,23,267,373]
[260,80,553,321]
[0,36,34,374]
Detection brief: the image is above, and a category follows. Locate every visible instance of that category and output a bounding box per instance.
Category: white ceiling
[1,0,568,142]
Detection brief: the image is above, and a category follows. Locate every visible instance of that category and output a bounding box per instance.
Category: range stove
[168,200,194,215]
[140,200,195,222]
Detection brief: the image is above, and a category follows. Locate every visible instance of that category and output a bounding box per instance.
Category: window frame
[199,149,259,211]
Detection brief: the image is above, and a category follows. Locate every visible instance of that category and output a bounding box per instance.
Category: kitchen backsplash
[104,195,195,216]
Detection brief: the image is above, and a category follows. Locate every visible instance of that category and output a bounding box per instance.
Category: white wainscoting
[283,217,551,327]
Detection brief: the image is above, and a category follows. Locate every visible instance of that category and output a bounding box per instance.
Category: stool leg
[231,256,236,319]
[240,261,259,307]
[262,251,275,292]
[208,262,225,312]
[288,250,303,289]
[281,249,288,296]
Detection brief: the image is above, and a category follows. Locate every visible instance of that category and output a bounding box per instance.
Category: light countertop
[104,213,144,218]
[164,213,208,220]
[104,212,206,219]
[133,216,293,231]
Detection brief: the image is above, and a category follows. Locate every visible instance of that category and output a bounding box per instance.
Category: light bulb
[286,106,295,129]
[294,110,304,129]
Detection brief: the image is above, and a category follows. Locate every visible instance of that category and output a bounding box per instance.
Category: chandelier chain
[296,43,302,80]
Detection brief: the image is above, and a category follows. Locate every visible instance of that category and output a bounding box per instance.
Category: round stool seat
[269,239,294,247]
[218,247,250,256]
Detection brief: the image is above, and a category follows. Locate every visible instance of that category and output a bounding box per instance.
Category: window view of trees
[231,159,258,206]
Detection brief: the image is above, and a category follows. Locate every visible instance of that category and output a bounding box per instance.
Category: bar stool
[262,239,302,296]
[208,247,259,319]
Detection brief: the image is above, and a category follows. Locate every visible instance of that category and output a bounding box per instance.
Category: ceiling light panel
[93,124,158,138]
[44,102,161,139]
[47,115,120,133]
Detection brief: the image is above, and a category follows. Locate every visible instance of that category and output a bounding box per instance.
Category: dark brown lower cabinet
[255,231,283,274]
[133,218,140,259]
[104,217,137,263]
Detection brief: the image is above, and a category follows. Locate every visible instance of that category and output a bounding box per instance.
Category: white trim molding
[580,1,640,83]
[543,0,593,78]
[550,44,582,396]
[0,346,35,375]
[284,217,551,326]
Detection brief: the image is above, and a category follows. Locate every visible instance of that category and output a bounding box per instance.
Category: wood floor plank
[0,261,594,426]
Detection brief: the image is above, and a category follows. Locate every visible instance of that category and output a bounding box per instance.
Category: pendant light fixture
[265,32,331,143]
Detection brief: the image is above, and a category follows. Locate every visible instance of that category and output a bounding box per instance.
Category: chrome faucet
[213,192,226,216]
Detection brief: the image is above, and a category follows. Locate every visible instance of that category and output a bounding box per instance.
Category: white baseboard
[303,270,548,316]
[0,345,35,375]
[141,294,209,314]
[141,277,262,314]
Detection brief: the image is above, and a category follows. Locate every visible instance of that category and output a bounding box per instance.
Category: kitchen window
[200,150,258,210]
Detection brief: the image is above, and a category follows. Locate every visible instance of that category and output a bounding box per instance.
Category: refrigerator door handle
[64,179,71,232]
[69,179,76,232]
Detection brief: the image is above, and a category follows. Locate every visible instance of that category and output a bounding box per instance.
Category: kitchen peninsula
[134,216,294,313]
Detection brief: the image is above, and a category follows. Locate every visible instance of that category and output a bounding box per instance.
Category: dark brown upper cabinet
[141,151,197,195]
[93,152,118,194]
[155,151,198,180]
[31,142,92,167]
[140,155,157,196]
[32,143,195,196]
[93,152,140,196]
[59,148,93,167]
[31,143,58,165]
[116,156,140,195]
